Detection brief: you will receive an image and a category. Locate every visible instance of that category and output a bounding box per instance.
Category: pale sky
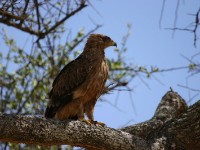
[77,0,200,128]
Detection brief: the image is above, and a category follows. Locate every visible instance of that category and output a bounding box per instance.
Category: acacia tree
[0,0,199,149]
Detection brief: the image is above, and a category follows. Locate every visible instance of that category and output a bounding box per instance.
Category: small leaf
[33,79,37,86]
[189,63,197,70]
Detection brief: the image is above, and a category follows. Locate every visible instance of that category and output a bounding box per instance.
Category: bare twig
[159,0,166,29]
[0,1,88,40]
[166,8,200,47]
[178,84,200,93]
[171,0,180,37]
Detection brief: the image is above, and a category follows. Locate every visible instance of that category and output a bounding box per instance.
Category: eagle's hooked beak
[112,41,117,47]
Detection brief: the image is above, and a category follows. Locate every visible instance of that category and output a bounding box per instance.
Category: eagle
[45,34,117,125]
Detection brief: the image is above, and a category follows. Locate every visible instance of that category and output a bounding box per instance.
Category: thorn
[170,87,174,92]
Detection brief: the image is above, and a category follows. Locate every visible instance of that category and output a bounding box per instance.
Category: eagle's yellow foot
[79,118,91,125]
[90,120,105,126]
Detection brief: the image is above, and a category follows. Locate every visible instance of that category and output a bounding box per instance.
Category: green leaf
[189,63,197,70]
[33,79,37,87]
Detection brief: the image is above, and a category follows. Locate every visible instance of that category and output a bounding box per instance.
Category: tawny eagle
[45,34,117,124]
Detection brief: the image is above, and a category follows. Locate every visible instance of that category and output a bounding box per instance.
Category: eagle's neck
[82,45,105,60]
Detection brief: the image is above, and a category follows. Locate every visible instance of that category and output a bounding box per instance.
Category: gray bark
[0,90,199,150]
[0,113,147,150]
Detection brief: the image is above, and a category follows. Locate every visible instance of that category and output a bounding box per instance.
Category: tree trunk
[0,90,199,149]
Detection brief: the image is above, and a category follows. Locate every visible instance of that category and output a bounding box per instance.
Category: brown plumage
[45,34,117,123]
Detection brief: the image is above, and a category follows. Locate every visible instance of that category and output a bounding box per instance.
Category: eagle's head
[84,34,117,51]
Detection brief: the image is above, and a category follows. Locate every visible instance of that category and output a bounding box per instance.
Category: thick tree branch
[0,114,147,150]
[121,90,200,149]
[0,90,199,149]
[121,89,188,139]
[147,100,200,149]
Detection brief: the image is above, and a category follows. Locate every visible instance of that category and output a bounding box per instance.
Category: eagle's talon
[79,118,91,125]
[90,120,105,126]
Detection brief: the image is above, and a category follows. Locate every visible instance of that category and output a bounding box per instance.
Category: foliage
[0,1,137,149]
[0,0,200,149]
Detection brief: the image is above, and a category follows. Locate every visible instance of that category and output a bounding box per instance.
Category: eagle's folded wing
[45,55,89,118]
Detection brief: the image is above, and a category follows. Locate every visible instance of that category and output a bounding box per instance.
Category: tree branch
[0,1,88,39]
[43,3,87,36]
[148,100,200,149]
[0,90,199,149]
[0,114,147,150]
[121,89,188,139]
[121,89,200,149]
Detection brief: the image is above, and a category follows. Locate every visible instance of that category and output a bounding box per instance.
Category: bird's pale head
[84,34,117,52]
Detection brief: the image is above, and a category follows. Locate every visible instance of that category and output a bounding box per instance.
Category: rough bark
[121,89,188,138]
[147,100,200,149]
[121,90,200,149]
[0,114,147,150]
[0,90,199,150]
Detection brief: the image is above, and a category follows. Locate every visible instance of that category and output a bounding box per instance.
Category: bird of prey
[45,34,117,125]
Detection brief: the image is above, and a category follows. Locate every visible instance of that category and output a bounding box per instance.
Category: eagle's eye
[102,36,111,42]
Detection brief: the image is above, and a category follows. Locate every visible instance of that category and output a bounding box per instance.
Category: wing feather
[45,55,89,118]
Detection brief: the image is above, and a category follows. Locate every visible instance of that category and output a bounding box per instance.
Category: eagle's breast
[73,58,108,102]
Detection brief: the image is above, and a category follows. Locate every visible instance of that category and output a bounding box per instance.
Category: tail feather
[45,93,74,119]
[69,116,78,120]
[45,105,58,118]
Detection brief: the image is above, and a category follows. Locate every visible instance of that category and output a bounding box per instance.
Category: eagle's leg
[84,101,105,126]
[78,102,91,125]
